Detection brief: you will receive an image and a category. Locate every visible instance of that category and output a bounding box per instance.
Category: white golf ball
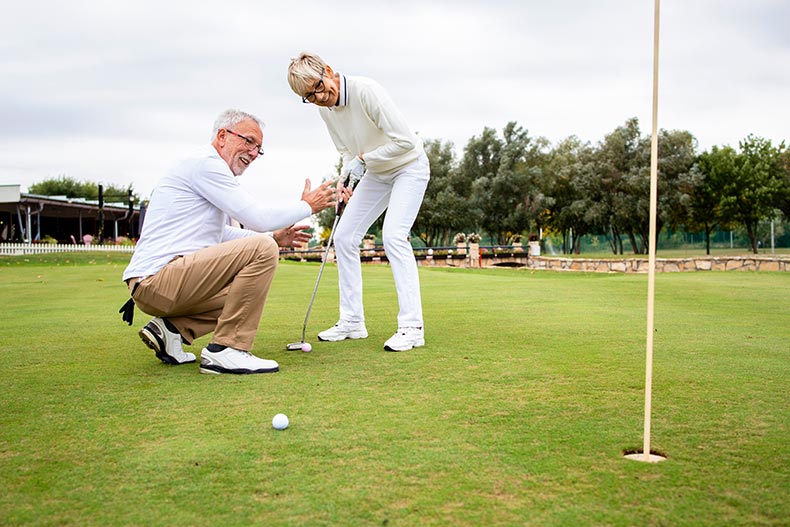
[272,413,289,430]
[301,342,312,353]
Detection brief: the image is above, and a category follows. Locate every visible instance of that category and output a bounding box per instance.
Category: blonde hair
[287,52,327,96]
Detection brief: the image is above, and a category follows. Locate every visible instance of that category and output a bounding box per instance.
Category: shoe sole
[199,364,279,375]
[384,339,425,352]
[139,326,195,365]
[317,331,368,342]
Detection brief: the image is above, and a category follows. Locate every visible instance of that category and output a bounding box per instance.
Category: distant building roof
[0,184,140,219]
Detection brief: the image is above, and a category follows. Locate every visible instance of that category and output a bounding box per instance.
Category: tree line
[28,175,140,205]
[29,120,789,256]
[411,118,788,254]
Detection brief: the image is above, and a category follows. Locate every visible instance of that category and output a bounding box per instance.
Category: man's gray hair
[212,109,264,138]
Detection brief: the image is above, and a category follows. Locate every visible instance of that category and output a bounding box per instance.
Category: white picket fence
[0,243,135,255]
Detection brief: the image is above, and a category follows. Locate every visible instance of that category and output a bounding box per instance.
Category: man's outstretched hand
[273,224,311,248]
[302,179,337,214]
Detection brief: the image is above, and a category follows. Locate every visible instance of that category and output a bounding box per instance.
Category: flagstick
[625,0,666,464]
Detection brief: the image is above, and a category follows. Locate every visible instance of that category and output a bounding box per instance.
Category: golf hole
[622,448,668,463]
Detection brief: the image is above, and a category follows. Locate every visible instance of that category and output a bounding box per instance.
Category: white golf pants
[333,154,430,328]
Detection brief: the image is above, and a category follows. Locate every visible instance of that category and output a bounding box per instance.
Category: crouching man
[120,109,335,374]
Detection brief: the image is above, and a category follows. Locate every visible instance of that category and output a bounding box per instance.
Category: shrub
[115,236,136,246]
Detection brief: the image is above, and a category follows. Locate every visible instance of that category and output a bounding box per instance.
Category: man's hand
[273,224,311,248]
[302,179,336,214]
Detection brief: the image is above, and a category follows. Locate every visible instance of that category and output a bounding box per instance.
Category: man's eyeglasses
[225,129,264,156]
[302,71,325,103]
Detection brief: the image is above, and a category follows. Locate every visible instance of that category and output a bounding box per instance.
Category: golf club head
[286,342,303,351]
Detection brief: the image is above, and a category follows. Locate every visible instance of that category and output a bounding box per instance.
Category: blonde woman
[288,52,429,352]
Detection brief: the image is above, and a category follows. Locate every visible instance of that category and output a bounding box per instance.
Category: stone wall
[525,256,790,273]
[282,246,789,273]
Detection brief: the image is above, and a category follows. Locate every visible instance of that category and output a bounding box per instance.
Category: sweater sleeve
[192,158,312,232]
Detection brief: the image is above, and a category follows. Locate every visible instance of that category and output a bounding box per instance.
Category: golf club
[286,176,355,351]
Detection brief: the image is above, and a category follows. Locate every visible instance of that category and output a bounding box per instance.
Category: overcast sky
[1,0,788,208]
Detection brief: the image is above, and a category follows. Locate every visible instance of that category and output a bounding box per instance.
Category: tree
[465,122,545,244]
[687,147,734,254]
[28,175,140,204]
[315,158,344,244]
[584,118,642,254]
[539,136,594,253]
[626,129,698,254]
[457,126,502,239]
[719,135,786,253]
[580,120,697,255]
[774,148,790,220]
[515,127,551,240]
[656,130,699,232]
[412,139,471,246]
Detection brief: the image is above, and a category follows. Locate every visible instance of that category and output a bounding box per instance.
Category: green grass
[0,255,788,526]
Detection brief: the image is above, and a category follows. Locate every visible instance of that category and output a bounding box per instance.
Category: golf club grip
[298,174,355,342]
[337,175,352,216]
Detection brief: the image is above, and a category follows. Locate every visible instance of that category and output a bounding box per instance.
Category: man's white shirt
[123,145,310,281]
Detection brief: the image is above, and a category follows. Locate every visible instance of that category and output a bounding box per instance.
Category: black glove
[119,298,135,326]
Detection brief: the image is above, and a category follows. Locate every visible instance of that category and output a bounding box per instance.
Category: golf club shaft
[300,211,341,342]
[297,175,353,344]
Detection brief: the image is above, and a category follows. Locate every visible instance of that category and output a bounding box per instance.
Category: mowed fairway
[1,254,788,526]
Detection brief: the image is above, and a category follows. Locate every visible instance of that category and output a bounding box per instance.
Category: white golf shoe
[199,347,279,375]
[139,317,196,365]
[383,327,425,352]
[317,320,368,342]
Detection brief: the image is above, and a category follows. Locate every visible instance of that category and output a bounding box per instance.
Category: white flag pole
[625,0,666,464]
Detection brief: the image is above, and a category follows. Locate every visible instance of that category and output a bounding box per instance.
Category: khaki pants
[129,234,279,351]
